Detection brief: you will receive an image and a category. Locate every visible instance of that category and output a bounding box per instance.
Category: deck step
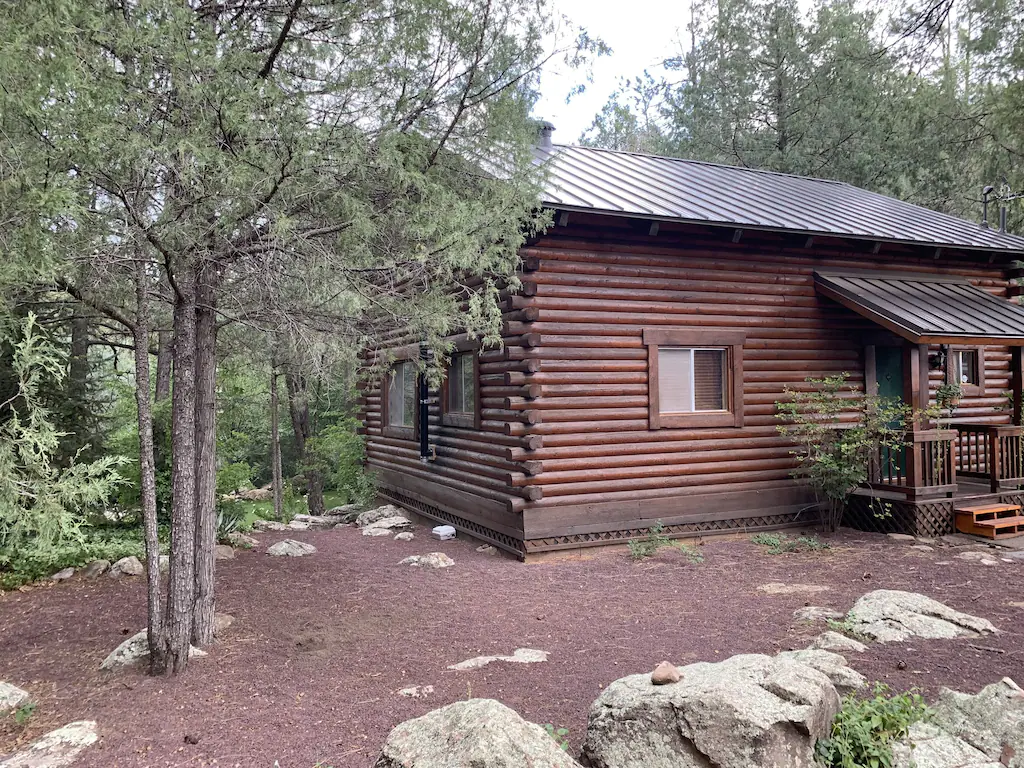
[953,503,1021,516]
[968,515,1024,528]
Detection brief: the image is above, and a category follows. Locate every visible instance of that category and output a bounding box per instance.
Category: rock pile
[400,553,454,569]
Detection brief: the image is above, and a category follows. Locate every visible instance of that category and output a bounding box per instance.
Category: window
[950,347,984,394]
[386,360,416,429]
[643,329,745,429]
[442,351,479,428]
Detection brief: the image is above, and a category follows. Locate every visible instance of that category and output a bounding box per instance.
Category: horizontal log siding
[516,220,1015,546]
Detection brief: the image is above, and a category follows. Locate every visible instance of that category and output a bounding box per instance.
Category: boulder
[400,553,454,569]
[267,540,316,557]
[292,513,346,529]
[0,682,30,715]
[49,567,75,582]
[448,648,549,671]
[287,520,311,531]
[356,504,406,528]
[362,516,413,535]
[930,678,1024,763]
[214,613,234,636]
[109,556,144,578]
[810,631,868,654]
[100,631,207,670]
[80,560,110,578]
[776,649,866,695]
[581,653,840,768]
[846,590,998,642]
[227,532,258,549]
[888,533,917,542]
[374,698,580,768]
[239,487,273,501]
[252,519,289,532]
[214,544,234,560]
[326,503,360,516]
[0,721,99,768]
[892,722,997,768]
[476,545,498,555]
[794,606,845,622]
[394,532,415,542]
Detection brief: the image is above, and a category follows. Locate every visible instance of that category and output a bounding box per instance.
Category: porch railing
[867,429,957,498]
[950,423,1024,492]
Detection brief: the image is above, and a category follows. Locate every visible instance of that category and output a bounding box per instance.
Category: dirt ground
[1,525,1022,768]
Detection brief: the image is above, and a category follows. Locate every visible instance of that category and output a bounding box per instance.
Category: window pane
[447,356,464,413]
[693,349,727,411]
[387,364,404,426]
[659,348,693,413]
[461,354,475,414]
[402,361,416,427]
[958,351,979,385]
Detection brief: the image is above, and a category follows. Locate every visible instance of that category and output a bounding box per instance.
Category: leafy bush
[0,526,152,589]
[776,374,912,531]
[216,461,255,501]
[304,418,376,505]
[751,532,830,555]
[816,684,928,768]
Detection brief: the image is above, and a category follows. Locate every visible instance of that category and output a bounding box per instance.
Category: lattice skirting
[379,488,525,556]
[844,495,954,538]
[523,511,809,553]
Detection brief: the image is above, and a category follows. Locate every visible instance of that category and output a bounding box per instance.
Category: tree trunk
[271,366,284,521]
[64,306,91,460]
[165,267,198,674]
[153,328,172,479]
[191,264,219,647]
[133,261,165,674]
[286,371,323,516]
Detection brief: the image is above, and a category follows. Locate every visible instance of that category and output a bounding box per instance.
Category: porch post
[1012,346,1023,427]
[901,343,932,494]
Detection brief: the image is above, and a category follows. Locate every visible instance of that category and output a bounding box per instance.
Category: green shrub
[751,532,830,555]
[628,522,704,563]
[816,684,928,768]
[0,526,153,589]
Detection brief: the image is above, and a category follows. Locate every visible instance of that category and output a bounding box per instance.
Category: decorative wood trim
[642,328,745,430]
[864,345,878,397]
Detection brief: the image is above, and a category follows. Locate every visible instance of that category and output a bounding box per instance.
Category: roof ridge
[550,143,850,186]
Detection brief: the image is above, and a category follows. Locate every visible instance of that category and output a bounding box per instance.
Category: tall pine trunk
[165,267,198,674]
[133,261,165,674]
[271,365,284,520]
[286,371,323,516]
[191,264,218,646]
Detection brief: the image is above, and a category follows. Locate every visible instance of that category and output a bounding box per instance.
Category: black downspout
[418,343,430,462]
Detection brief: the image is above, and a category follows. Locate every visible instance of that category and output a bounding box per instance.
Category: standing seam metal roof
[536,144,1024,253]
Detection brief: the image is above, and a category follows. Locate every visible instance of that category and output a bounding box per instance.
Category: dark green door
[875,346,904,477]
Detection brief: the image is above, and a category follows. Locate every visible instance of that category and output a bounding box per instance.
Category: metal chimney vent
[538,120,555,149]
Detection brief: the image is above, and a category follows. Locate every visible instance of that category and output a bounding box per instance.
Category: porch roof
[814,269,1024,345]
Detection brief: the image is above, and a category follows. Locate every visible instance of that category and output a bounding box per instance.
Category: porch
[813,269,1024,537]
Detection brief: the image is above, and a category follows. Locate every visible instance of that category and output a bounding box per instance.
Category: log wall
[363,211,1019,555]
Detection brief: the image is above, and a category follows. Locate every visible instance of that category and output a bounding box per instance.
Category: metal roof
[814,270,1024,344]
[536,144,1024,254]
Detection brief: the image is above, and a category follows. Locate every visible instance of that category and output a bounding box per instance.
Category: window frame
[950,346,985,396]
[643,328,745,429]
[381,346,419,441]
[440,339,481,430]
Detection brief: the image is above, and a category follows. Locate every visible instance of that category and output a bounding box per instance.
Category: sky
[532,0,692,144]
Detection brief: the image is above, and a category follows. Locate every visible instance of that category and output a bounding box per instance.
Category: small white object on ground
[448,648,549,671]
[394,532,414,541]
[432,525,456,540]
[0,721,99,768]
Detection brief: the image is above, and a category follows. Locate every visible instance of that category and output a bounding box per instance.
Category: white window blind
[955,350,979,386]
[447,353,476,414]
[659,347,728,413]
[387,361,416,427]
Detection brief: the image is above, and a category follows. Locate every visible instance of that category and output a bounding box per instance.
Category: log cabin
[360,125,1024,557]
